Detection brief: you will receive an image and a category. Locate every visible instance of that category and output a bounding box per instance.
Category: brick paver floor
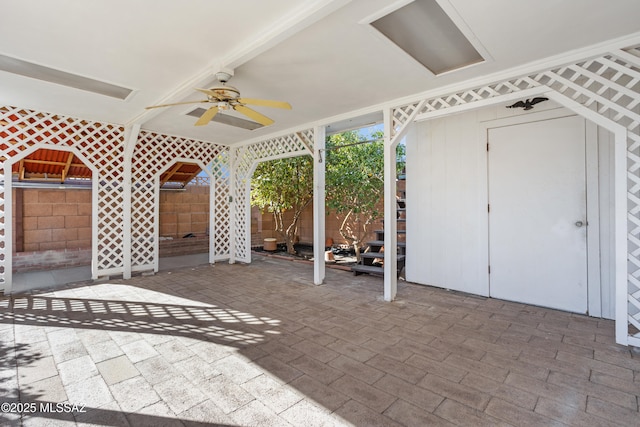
[1,255,639,426]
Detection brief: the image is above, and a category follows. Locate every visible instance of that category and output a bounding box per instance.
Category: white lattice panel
[132,131,229,268]
[390,48,640,343]
[0,171,4,285]
[232,130,313,262]
[0,106,125,281]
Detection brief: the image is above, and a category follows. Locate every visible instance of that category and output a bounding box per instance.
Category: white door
[488,115,588,313]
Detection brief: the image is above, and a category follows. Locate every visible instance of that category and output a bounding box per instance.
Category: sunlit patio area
[1,256,638,426]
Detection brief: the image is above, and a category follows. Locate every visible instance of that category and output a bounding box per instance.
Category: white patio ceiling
[1,0,640,146]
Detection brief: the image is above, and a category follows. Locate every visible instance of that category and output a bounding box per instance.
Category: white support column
[244,176,253,263]
[383,108,398,301]
[207,164,216,264]
[615,129,629,346]
[153,175,161,273]
[91,167,100,280]
[229,147,237,264]
[3,163,12,294]
[313,126,326,285]
[122,124,140,280]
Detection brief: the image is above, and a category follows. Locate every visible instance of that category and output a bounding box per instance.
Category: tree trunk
[282,198,313,255]
[338,209,364,262]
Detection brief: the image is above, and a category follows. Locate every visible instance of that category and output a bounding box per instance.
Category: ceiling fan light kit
[146,73,291,128]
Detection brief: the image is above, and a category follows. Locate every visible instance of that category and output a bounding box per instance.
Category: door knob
[575,220,584,227]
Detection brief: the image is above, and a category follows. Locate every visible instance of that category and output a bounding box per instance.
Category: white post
[122,124,140,280]
[208,164,216,264]
[244,176,253,263]
[383,108,398,301]
[229,147,237,264]
[614,129,629,346]
[3,163,12,293]
[313,126,326,285]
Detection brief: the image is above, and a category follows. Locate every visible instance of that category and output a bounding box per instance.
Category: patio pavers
[0,255,638,426]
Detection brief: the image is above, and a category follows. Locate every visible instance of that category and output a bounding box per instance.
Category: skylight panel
[187,108,264,130]
[0,54,133,100]
[371,0,485,75]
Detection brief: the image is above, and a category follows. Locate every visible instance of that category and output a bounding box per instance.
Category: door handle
[575,220,586,227]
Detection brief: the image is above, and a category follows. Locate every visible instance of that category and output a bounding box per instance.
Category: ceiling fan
[145,72,291,127]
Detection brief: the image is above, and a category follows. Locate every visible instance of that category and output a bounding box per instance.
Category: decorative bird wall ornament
[506,97,549,110]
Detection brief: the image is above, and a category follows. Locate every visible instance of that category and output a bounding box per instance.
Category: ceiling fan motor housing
[215,71,233,84]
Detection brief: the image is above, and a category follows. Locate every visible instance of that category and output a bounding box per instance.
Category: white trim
[585,120,602,318]
[435,0,493,64]
[613,128,628,346]
[358,0,413,24]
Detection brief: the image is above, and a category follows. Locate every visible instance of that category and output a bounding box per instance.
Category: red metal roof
[12,148,201,186]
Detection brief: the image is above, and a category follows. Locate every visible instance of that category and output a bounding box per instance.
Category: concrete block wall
[18,188,92,252]
[12,182,396,270]
[159,185,210,238]
[13,248,92,273]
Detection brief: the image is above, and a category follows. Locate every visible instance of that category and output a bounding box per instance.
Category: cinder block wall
[12,182,397,270]
[159,185,210,238]
[18,188,92,252]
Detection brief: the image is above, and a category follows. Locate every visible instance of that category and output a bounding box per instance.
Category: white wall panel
[405,110,489,296]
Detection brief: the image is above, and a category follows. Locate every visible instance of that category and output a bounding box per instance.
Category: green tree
[325,130,405,260]
[251,155,313,254]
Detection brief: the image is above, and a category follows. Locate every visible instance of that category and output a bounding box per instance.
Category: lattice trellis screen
[131,131,229,270]
[390,47,640,344]
[232,130,313,262]
[0,106,125,282]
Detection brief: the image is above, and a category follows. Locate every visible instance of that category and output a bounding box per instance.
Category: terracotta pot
[263,238,277,251]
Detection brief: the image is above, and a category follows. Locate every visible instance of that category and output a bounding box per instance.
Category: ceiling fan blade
[195,88,224,99]
[194,106,220,126]
[238,98,292,109]
[145,100,208,110]
[234,105,274,127]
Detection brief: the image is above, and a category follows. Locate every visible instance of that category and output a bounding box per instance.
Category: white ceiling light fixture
[0,53,133,100]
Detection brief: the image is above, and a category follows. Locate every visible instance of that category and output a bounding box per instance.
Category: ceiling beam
[180,169,203,188]
[223,0,353,70]
[126,0,353,127]
[21,159,86,168]
[61,152,75,183]
[160,162,183,187]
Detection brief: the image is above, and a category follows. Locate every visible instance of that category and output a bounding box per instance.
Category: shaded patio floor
[1,255,639,426]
